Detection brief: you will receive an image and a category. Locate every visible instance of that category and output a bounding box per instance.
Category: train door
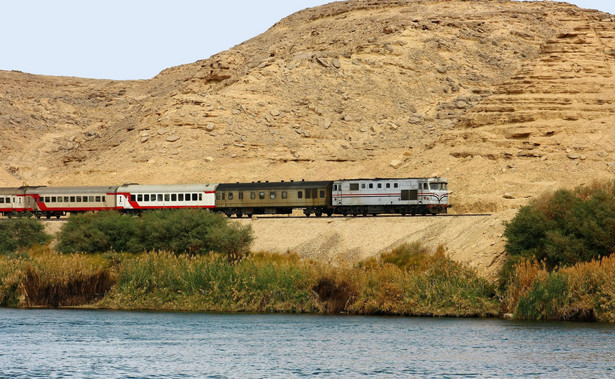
[332,181,343,206]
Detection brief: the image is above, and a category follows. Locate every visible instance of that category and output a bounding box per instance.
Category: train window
[306,189,311,199]
[137,194,143,202]
[0,198,4,204]
[320,190,325,198]
[70,196,75,202]
[239,192,244,200]
[228,193,234,200]
[58,197,63,203]
[151,194,155,201]
[145,194,150,201]
[77,196,82,202]
[282,191,287,199]
[192,194,198,201]
[45,197,50,202]
[361,184,366,189]
[164,194,170,201]
[51,197,56,202]
[102,196,106,202]
[369,183,373,189]
[259,192,265,200]
[199,193,202,201]
[386,183,390,189]
[222,193,225,200]
[171,194,177,201]
[394,183,399,188]
[251,192,256,200]
[178,194,184,201]
[333,185,337,191]
[156,194,162,201]
[298,191,303,199]
[96,196,101,202]
[185,193,190,201]
[130,195,136,202]
[216,193,220,200]
[270,192,276,199]
[312,189,318,199]
[378,183,382,189]
[89,196,94,202]
[84,197,89,203]
[349,183,359,191]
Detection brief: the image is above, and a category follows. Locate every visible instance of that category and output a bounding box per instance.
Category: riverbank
[0,247,499,317]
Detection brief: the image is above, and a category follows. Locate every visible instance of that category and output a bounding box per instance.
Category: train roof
[117,184,217,192]
[335,177,447,182]
[27,186,119,195]
[0,187,23,195]
[217,181,332,191]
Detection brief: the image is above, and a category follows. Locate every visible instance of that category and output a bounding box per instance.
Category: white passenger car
[116,184,217,212]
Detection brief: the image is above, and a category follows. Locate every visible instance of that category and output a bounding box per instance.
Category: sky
[1,0,613,80]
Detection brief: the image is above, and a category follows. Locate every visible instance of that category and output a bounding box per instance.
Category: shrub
[504,181,615,270]
[57,209,254,259]
[0,218,51,255]
[57,211,138,254]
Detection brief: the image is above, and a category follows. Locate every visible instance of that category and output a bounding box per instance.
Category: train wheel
[315,211,322,217]
[303,209,311,217]
[236,212,243,218]
[35,214,41,219]
[326,211,333,217]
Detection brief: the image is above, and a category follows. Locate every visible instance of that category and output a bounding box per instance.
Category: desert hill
[2,0,615,278]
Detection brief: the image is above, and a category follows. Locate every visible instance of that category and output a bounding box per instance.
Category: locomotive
[0,177,449,219]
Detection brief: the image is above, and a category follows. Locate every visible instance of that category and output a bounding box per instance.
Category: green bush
[57,211,138,254]
[504,181,615,270]
[57,209,253,258]
[0,218,51,254]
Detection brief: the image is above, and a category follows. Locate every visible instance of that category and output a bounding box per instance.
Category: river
[1,309,614,378]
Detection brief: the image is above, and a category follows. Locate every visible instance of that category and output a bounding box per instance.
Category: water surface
[1,309,614,378]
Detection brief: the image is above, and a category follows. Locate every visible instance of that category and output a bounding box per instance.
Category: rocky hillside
[2,0,615,277]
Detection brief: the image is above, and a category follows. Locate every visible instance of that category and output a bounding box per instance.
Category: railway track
[7,213,492,222]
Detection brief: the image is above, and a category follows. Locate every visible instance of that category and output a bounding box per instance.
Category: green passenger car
[215,180,332,217]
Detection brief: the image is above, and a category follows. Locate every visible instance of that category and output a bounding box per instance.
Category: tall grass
[0,242,499,317]
[506,256,615,322]
[350,245,499,317]
[99,244,499,316]
[98,251,319,312]
[0,249,115,307]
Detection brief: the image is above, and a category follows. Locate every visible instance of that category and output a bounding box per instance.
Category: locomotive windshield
[429,183,447,190]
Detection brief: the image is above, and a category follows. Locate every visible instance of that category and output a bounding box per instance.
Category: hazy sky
[1,0,613,80]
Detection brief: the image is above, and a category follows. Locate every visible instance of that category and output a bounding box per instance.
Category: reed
[350,247,499,317]
[99,251,319,313]
[0,248,115,308]
[508,255,615,322]
[0,244,499,317]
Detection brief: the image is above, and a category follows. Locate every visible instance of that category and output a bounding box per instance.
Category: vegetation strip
[2,180,615,321]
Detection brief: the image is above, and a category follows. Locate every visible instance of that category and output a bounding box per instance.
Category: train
[0,177,449,219]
